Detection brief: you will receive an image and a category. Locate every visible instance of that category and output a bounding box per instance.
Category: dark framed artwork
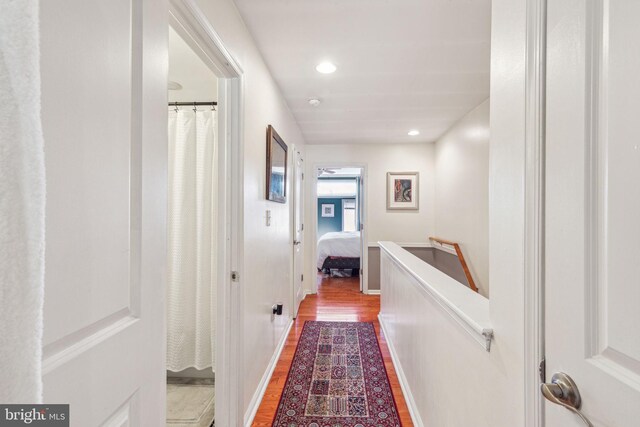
[386,172,419,210]
[266,125,288,203]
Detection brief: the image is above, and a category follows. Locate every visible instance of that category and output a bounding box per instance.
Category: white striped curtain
[166,109,217,371]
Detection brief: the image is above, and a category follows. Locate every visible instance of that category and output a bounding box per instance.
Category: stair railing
[428,236,479,293]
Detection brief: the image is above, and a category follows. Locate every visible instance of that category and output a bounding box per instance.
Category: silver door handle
[541,372,593,427]
[293,240,301,245]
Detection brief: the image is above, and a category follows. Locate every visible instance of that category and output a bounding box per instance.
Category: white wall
[485,0,527,423]
[168,26,218,103]
[380,248,498,427]
[378,0,528,424]
[193,0,306,420]
[303,143,436,293]
[434,99,490,296]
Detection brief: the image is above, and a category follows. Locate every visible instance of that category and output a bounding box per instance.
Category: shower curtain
[167,108,217,371]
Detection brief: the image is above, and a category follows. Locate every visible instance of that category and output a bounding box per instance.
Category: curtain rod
[168,101,217,106]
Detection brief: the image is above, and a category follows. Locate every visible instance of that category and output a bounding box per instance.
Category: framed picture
[266,125,288,203]
[321,204,335,217]
[387,172,419,210]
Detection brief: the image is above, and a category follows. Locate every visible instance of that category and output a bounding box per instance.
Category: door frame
[290,146,304,318]
[523,0,547,426]
[311,162,368,294]
[169,1,245,425]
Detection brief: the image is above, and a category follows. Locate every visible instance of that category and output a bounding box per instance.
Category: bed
[317,231,361,274]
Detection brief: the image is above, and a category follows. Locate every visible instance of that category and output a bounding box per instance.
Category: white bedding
[317,231,361,269]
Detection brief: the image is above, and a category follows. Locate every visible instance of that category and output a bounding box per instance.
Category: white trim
[367,242,432,248]
[243,320,293,427]
[378,315,424,427]
[228,75,246,427]
[311,162,368,294]
[427,240,459,256]
[379,242,493,352]
[367,241,458,256]
[364,289,381,295]
[359,172,368,293]
[169,2,245,425]
[291,147,304,319]
[169,0,243,77]
[524,0,546,425]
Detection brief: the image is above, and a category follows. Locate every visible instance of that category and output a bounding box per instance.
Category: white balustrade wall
[379,242,507,427]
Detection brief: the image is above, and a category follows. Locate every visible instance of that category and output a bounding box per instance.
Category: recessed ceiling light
[408,129,420,136]
[308,98,321,107]
[316,62,337,74]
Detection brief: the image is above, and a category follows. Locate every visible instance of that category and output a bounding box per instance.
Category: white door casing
[292,149,304,318]
[545,0,640,426]
[40,0,167,425]
[310,163,368,294]
[168,0,246,425]
[358,174,365,293]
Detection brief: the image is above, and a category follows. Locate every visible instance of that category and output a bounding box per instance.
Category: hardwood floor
[251,273,414,426]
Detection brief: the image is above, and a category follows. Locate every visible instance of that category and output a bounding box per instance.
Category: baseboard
[244,319,293,426]
[364,289,381,295]
[378,314,424,427]
[431,244,457,256]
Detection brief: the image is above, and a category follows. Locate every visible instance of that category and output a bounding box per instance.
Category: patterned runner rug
[272,321,402,427]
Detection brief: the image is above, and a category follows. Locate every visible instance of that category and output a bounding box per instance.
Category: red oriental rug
[272,321,402,427]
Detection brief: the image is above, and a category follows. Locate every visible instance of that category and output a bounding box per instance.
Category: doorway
[169,2,244,426]
[313,165,368,293]
[166,24,218,427]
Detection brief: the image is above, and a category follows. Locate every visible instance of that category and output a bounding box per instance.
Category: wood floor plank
[251,274,414,427]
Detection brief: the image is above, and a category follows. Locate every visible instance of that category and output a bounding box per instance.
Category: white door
[292,149,304,317]
[545,0,640,426]
[40,0,167,425]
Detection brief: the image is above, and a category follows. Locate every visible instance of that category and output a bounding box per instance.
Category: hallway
[252,274,414,426]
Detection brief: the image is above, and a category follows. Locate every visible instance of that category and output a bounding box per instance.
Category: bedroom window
[342,199,357,232]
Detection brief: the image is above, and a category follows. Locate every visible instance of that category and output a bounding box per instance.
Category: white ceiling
[233,0,491,145]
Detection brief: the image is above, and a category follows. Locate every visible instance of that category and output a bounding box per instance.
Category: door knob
[541,372,593,427]
[293,240,301,245]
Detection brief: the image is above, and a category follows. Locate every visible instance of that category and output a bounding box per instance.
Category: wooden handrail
[428,236,479,293]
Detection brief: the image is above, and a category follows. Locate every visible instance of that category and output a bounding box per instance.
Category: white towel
[0,0,46,403]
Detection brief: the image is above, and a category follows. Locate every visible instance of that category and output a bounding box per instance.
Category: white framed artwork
[321,204,335,217]
[386,172,419,210]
